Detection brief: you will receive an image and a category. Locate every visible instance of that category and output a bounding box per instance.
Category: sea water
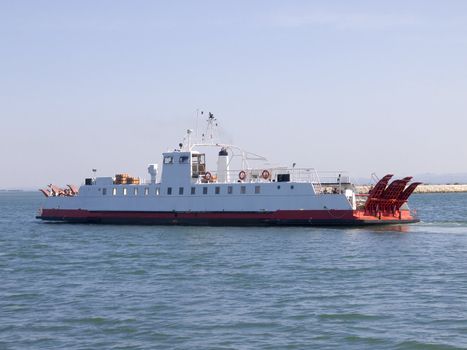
[1,192,467,349]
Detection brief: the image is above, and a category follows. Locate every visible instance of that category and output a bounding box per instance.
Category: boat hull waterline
[37,209,419,226]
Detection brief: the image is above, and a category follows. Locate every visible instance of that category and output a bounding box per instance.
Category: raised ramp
[67,184,79,195]
[364,174,393,212]
[381,177,412,199]
[378,177,413,212]
[39,188,51,197]
[394,182,422,210]
[48,184,65,196]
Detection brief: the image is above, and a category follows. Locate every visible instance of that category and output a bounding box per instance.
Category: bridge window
[179,156,189,164]
[215,186,220,194]
[179,187,184,195]
[167,187,172,195]
[102,188,107,195]
[164,156,173,164]
[191,187,196,195]
[203,187,208,195]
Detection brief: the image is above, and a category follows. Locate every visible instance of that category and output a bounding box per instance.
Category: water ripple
[1,192,467,349]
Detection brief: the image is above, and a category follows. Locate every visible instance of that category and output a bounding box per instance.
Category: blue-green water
[1,192,467,349]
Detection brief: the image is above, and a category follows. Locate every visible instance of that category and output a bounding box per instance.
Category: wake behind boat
[37,115,420,226]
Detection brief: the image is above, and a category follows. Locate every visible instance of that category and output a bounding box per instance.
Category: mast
[204,112,217,144]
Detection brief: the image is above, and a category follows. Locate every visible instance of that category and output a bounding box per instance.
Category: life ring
[261,169,270,180]
[238,170,246,181]
[205,172,212,181]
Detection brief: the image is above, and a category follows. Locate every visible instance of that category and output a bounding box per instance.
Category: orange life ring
[205,172,212,181]
[261,169,270,180]
[239,170,246,181]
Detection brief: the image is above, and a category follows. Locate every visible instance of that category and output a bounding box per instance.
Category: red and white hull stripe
[37,208,419,226]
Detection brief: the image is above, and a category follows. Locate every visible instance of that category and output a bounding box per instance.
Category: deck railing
[191,168,351,193]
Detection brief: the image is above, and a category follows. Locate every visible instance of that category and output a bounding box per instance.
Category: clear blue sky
[1,0,466,188]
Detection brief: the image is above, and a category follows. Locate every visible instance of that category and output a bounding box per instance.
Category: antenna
[195,108,204,142]
[206,112,218,143]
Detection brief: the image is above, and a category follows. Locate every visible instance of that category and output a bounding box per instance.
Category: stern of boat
[353,174,421,224]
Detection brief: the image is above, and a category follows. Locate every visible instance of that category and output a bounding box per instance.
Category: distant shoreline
[355,184,467,194]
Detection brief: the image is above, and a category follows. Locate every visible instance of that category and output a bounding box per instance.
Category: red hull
[37,209,419,226]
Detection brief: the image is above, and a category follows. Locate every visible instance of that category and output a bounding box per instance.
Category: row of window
[102,187,151,196]
[102,185,266,196]
[164,155,189,164]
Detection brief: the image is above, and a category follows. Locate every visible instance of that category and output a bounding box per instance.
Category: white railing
[194,168,351,186]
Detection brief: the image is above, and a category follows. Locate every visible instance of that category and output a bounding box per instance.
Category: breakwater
[355,184,467,194]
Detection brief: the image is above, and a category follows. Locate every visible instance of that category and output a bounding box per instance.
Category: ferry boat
[37,115,421,226]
